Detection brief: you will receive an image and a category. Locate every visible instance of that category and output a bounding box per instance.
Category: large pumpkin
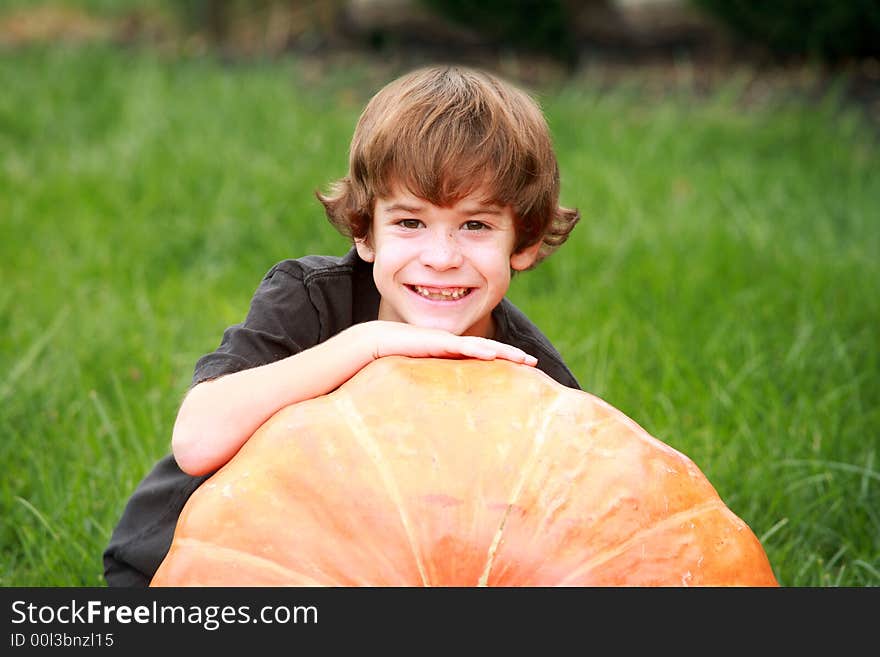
[151,356,778,586]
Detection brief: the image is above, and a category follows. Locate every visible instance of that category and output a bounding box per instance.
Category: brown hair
[316,65,579,265]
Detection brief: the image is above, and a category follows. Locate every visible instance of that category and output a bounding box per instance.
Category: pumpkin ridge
[477,388,569,586]
[556,499,727,585]
[332,389,431,586]
[526,411,616,538]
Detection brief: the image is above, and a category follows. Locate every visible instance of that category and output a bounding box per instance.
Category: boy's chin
[409,315,490,338]
[412,320,469,335]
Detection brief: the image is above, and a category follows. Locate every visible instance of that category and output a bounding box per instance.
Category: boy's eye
[463,220,488,231]
[398,219,422,229]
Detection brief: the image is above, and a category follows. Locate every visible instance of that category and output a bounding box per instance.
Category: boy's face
[356,183,540,338]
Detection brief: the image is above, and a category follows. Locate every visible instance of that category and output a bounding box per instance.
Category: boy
[103,65,581,586]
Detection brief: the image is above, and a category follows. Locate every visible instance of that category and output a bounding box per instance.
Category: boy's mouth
[408,285,473,301]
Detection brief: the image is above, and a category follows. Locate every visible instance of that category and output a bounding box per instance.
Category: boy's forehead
[376,180,505,210]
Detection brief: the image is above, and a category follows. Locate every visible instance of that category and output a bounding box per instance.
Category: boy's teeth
[413,285,469,300]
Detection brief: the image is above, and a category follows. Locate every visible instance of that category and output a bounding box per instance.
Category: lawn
[1,41,877,587]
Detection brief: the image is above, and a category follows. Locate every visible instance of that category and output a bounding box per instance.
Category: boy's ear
[355,237,375,263]
[510,241,541,271]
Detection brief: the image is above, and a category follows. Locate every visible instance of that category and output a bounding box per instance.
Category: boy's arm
[172,320,537,476]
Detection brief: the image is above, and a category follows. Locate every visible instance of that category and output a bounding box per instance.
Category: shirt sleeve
[192,262,322,385]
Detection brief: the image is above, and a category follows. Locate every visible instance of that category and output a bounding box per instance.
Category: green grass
[1,43,878,587]
[0,0,165,14]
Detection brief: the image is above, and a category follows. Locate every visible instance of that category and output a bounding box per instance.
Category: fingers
[456,336,537,366]
[369,321,538,366]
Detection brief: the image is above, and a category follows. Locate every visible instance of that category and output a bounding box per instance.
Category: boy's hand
[356,320,538,367]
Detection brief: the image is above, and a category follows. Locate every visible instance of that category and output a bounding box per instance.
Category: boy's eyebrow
[383,202,424,214]
[381,202,504,215]
[462,205,503,215]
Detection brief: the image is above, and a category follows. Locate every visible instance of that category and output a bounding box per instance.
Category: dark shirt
[103,248,580,586]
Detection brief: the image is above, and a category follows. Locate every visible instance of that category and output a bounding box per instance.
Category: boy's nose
[420,232,463,270]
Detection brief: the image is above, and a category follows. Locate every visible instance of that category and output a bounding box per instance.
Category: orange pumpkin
[151,356,778,587]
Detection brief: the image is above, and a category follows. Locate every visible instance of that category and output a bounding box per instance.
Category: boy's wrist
[338,321,380,366]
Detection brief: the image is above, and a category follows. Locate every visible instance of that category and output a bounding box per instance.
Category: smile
[408,285,473,301]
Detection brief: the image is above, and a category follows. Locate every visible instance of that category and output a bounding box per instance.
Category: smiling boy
[104,65,581,586]
[364,185,538,336]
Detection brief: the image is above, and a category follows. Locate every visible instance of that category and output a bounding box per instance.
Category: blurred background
[3,1,880,97]
[1,1,878,587]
